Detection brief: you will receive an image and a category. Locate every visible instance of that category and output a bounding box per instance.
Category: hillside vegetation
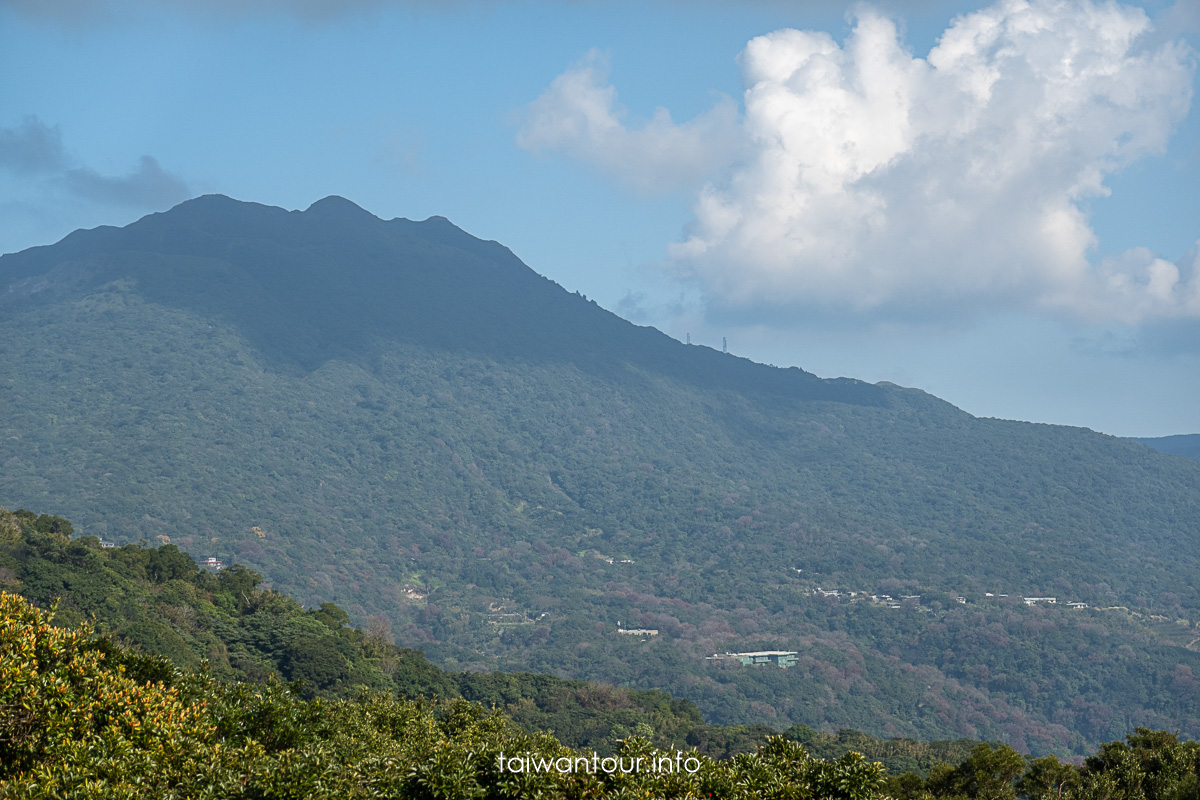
[0,506,780,760]
[1,588,892,800]
[5,582,1200,799]
[6,510,1200,799]
[2,196,1199,752]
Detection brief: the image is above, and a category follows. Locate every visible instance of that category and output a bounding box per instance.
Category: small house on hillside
[707,650,798,668]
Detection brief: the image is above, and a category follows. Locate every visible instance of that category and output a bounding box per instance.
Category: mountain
[2,195,1199,754]
[1131,434,1200,461]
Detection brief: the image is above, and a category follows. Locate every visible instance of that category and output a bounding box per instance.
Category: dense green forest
[2,195,1199,753]
[6,509,1200,799]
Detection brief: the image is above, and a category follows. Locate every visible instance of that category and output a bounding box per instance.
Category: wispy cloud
[0,116,190,210]
[518,50,742,195]
[525,0,1199,325]
[1157,0,1200,38]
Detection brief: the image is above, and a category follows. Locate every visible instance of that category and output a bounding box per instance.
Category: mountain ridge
[1,194,887,407]
[1131,434,1200,460]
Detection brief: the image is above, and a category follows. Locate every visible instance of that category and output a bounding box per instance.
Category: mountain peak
[169,193,266,215]
[304,195,376,221]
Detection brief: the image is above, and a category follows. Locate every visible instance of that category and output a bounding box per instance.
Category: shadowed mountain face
[2,196,1200,754]
[0,195,883,405]
[1132,434,1200,461]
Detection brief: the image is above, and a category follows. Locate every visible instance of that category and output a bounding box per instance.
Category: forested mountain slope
[2,196,1199,753]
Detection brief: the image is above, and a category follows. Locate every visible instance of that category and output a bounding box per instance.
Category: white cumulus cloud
[526,0,1199,324]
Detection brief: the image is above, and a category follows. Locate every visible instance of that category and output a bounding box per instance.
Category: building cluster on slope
[710,587,1093,670]
[984,593,1089,608]
[813,588,920,609]
[810,587,1088,610]
[594,552,635,565]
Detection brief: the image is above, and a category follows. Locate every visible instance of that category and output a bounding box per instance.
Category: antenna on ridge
[686,333,691,345]
[723,337,727,353]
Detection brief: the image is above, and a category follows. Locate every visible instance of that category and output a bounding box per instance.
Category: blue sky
[2,0,1198,437]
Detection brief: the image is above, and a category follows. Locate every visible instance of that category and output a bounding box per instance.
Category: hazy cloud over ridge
[0,117,69,175]
[62,156,190,208]
[527,0,1199,325]
[0,116,190,210]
